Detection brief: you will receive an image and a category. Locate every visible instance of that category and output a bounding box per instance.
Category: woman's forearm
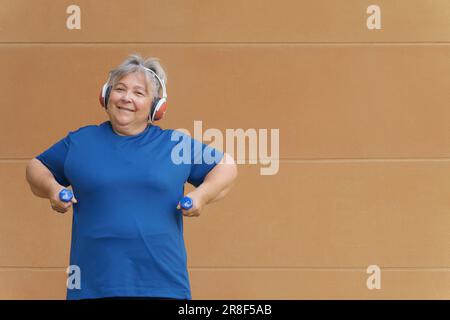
[196,153,238,205]
[25,158,61,199]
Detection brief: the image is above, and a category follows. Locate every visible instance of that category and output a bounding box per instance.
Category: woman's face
[106,72,153,129]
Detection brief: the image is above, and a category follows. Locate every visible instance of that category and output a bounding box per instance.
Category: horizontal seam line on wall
[1,267,449,271]
[191,267,450,271]
[0,42,449,46]
[7,158,450,164]
[279,158,450,163]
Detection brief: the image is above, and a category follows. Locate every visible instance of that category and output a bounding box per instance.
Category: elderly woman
[25,54,237,300]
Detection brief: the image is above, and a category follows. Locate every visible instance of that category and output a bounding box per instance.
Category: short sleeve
[35,134,71,187]
[187,137,224,187]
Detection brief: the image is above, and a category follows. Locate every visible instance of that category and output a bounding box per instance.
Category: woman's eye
[115,87,124,91]
[136,92,144,96]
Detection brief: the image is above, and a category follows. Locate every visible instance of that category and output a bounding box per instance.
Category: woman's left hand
[177,189,207,218]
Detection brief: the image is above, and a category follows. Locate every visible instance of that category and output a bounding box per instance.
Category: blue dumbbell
[179,196,193,210]
[59,189,73,202]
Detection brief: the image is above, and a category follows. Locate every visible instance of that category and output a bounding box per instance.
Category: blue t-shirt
[35,121,223,300]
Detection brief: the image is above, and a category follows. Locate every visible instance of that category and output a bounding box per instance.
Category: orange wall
[0,0,449,299]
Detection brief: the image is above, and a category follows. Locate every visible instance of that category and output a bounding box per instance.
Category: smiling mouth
[118,107,135,112]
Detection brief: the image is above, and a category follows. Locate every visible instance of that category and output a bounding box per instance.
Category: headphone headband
[142,67,167,99]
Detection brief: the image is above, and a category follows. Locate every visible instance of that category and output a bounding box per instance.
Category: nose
[120,90,133,102]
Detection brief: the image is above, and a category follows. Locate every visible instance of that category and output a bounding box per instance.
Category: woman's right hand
[49,185,78,214]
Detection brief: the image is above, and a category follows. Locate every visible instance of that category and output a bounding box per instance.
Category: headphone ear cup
[150,98,167,122]
[104,86,112,108]
[99,84,111,108]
